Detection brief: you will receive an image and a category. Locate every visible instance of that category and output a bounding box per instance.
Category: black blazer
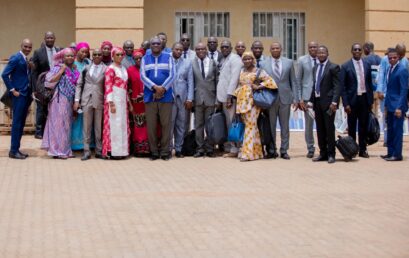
[340,59,373,107]
[310,60,341,110]
[31,45,61,83]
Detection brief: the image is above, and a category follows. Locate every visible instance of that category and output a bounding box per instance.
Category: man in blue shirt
[141,37,175,160]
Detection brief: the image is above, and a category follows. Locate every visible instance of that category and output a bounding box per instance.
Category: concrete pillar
[75,0,144,49]
[365,0,409,56]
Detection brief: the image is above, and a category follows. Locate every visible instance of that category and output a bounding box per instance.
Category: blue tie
[316,63,324,95]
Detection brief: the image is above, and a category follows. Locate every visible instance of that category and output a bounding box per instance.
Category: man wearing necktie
[2,39,33,159]
[207,37,222,65]
[380,48,408,161]
[260,42,299,160]
[31,31,61,139]
[179,33,195,61]
[296,41,319,158]
[310,45,341,164]
[340,43,374,158]
[192,43,218,158]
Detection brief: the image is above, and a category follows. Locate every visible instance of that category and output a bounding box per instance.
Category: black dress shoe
[306,151,314,158]
[359,151,369,158]
[9,152,26,160]
[385,156,402,161]
[312,155,327,162]
[328,156,336,164]
[280,153,291,160]
[81,152,91,161]
[264,152,279,159]
[150,154,160,160]
[18,151,29,158]
[193,152,204,158]
[161,154,171,161]
[380,154,391,159]
[206,152,216,158]
[34,134,43,140]
[175,151,184,158]
[95,153,105,159]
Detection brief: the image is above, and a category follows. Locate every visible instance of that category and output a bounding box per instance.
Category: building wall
[75,0,144,49]
[365,0,409,57]
[144,0,365,64]
[0,0,75,60]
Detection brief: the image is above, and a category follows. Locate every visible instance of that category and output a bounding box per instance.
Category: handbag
[0,91,12,108]
[252,69,277,109]
[228,114,245,143]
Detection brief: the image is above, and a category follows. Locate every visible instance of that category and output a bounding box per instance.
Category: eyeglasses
[151,42,161,46]
[353,48,362,52]
[181,39,190,42]
[115,53,124,56]
[208,41,217,44]
[221,46,230,49]
[93,53,102,56]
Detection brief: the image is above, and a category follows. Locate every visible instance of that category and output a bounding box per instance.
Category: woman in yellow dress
[234,52,277,161]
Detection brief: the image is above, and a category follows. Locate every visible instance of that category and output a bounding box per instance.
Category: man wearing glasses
[340,43,373,158]
[141,37,176,161]
[180,33,196,61]
[73,48,107,160]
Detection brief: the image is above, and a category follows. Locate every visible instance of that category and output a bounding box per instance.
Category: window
[175,12,230,49]
[253,12,305,60]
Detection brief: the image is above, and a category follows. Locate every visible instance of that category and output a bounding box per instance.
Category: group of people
[2,31,408,163]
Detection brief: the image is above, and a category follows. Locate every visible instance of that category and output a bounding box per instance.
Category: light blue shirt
[171,57,194,102]
[377,56,408,94]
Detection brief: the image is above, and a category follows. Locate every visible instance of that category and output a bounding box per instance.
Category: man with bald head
[251,40,265,68]
[180,33,196,61]
[235,41,246,57]
[217,39,243,157]
[296,41,318,158]
[207,37,222,64]
[2,39,33,159]
[31,31,61,139]
[121,40,135,69]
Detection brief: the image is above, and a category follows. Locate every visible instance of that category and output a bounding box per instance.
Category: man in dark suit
[1,39,33,159]
[207,37,223,65]
[340,43,373,158]
[31,31,61,139]
[193,42,218,157]
[310,45,341,164]
[381,48,408,161]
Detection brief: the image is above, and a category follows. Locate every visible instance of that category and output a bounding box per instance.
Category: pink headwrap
[76,42,90,52]
[101,41,113,49]
[133,50,144,58]
[53,48,75,65]
[111,46,125,59]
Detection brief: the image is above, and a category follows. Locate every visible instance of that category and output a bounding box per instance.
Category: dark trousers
[194,104,214,153]
[347,95,369,152]
[35,102,48,136]
[386,111,404,159]
[10,94,31,154]
[145,102,173,156]
[314,99,336,158]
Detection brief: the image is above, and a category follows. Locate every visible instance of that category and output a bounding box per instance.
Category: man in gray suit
[261,42,299,159]
[192,42,218,157]
[170,43,194,158]
[296,41,318,158]
[74,48,107,160]
[216,40,243,157]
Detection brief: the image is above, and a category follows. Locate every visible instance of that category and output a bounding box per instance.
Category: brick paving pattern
[0,133,408,258]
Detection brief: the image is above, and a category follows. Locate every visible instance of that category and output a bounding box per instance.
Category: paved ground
[0,133,408,258]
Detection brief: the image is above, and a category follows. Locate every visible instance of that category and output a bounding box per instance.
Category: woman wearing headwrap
[127,50,149,156]
[41,48,80,159]
[71,41,91,150]
[234,51,277,161]
[101,41,113,65]
[102,47,130,159]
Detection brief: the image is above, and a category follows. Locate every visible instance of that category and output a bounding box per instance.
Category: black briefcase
[366,112,380,145]
[0,91,12,108]
[336,135,359,161]
[182,130,197,156]
[205,110,227,145]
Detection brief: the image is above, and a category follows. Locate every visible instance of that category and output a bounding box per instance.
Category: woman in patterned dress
[234,52,277,161]
[102,47,130,159]
[41,48,80,159]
